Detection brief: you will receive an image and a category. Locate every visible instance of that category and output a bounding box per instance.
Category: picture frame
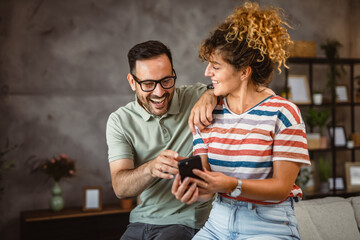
[83,187,102,211]
[328,126,347,147]
[328,177,345,190]
[288,75,311,104]
[335,84,349,103]
[345,162,360,192]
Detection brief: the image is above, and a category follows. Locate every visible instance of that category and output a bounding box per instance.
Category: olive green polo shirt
[106,83,211,229]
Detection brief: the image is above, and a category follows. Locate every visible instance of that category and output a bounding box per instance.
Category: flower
[41,154,76,182]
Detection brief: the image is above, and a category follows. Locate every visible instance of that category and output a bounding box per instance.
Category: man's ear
[127,73,136,91]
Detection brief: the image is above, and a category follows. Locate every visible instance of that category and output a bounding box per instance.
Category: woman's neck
[226,82,272,115]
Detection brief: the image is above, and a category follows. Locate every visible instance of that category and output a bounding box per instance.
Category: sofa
[294,196,360,240]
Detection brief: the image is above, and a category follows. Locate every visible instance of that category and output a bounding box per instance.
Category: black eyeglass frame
[131,69,177,92]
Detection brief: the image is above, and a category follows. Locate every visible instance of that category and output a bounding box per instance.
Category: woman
[172,2,310,239]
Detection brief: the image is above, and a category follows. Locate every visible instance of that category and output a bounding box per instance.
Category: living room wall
[1,0,359,239]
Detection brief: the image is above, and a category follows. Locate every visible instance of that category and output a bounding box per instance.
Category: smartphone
[178,155,203,182]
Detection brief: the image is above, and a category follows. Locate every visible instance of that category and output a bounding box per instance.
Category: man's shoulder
[175,83,206,101]
[108,101,140,123]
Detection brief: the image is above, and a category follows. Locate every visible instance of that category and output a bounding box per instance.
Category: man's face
[128,54,175,116]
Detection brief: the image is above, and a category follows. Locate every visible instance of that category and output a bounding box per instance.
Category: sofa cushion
[294,197,360,240]
[294,205,322,240]
[349,196,360,229]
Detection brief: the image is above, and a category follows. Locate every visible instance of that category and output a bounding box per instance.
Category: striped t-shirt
[193,95,310,204]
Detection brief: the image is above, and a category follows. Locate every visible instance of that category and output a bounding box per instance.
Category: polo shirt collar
[134,89,180,121]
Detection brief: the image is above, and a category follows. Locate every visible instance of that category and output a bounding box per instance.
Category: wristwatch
[206,84,214,89]
[230,179,242,197]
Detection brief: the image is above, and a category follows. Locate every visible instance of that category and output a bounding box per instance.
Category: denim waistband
[216,195,294,209]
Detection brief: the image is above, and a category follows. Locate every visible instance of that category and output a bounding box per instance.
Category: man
[106,40,216,239]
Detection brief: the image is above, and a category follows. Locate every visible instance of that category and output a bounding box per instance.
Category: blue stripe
[208,158,273,168]
[277,111,292,127]
[249,109,277,117]
[249,110,291,128]
[193,138,204,146]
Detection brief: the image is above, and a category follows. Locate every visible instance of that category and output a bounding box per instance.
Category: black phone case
[178,155,203,181]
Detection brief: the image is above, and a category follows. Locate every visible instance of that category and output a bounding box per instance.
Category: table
[20,204,131,240]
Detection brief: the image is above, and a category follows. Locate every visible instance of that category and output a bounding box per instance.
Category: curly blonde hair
[200,2,293,85]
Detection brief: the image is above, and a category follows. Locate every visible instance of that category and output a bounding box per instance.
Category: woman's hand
[191,169,237,195]
[188,89,218,134]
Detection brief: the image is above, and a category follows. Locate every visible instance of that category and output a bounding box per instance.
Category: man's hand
[147,150,182,179]
[172,174,199,204]
[188,89,218,134]
[172,173,214,205]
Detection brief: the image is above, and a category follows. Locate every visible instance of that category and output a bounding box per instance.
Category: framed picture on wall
[328,126,347,147]
[335,84,349,103]
[345,162,360,192]
[288,75,311,104]
[83,187,102,211]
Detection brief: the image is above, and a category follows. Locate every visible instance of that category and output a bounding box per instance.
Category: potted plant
[316,108,330,149]
[305,108,330,149]
[296,167,312,198]
[317,157,332,193]
[120,197,134,209]
[312,90,323,105]
[38,153,76,211]
[320,39,345,100]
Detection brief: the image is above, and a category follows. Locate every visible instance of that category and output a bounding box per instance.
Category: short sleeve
[272,123,310,166]
[106,112,134,162]
[192,127,208,156]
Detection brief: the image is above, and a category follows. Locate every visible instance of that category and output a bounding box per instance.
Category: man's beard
[137,92,172,116]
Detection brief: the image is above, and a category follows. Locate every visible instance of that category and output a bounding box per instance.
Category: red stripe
[193,149,207,155]
[274,139,308,149]
[202,127,271,137]
[262,97,300,124]
[280,128,306,137]
[207,137,273,146]
[273,151,310,161]
[209,147,273,157]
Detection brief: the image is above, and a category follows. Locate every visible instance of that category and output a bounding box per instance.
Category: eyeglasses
[131,69,177,92]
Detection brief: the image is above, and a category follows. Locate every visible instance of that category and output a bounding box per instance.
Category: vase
[319,181,329,194]
[313,93,323,105]
[50,181,64,212]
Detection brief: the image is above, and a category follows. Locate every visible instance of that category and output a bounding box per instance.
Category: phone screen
[178,155,203,182]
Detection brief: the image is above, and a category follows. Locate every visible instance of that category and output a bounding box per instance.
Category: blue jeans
[193,196,300,240]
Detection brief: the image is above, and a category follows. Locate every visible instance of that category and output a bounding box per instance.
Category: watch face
[230,188,241,197]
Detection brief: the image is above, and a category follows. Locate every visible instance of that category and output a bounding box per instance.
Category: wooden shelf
[286,57,360,199]
[309,146,360,152]
[21,203,132,222]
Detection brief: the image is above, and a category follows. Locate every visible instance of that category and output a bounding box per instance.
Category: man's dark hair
[127,40,173,74]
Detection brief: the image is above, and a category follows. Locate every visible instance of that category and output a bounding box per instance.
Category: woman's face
[204,51,242,97]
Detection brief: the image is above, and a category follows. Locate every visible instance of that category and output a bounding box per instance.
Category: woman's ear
[127,73,136,91]
[240,66,252,81]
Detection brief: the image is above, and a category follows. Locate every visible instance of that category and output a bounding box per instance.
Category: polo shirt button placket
[162,128,170,141]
